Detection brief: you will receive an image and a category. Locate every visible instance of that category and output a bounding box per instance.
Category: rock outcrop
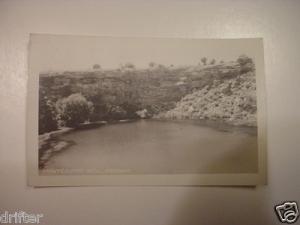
[155,71,257,126]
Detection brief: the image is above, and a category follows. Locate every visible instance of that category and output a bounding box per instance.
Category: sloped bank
[39,127,75,169]
[155,71,257,127]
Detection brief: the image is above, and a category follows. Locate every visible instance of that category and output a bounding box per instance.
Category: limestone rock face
[156,70,257,126]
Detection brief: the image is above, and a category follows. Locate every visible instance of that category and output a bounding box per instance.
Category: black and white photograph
[27,34,266,186]
[5,1,300,224]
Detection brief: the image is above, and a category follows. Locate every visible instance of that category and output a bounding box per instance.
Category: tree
[210,58,216,65]
[39,91,58,134]
[92,64,101,70]
[201,57,207,65]
[149,62,156,68]
[237,55,254,73]
[158,64,165,69]
[237,55,253,65]
[56,93,94,127]
[120,63,136,72]
[124,63,135,69]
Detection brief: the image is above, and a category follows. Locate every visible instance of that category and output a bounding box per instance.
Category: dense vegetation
[39,55,256,134]
[55,93,94,127]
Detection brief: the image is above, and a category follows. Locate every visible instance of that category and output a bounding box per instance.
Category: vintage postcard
[27,34,267,186]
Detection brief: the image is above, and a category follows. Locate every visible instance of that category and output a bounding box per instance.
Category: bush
[108,105,127,120]
[56,93,94,127]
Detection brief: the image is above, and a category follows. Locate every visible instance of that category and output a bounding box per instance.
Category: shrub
[105,104,127,120]
[56,93,94,127]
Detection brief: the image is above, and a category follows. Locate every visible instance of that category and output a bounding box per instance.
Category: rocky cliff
[155,70,257,126]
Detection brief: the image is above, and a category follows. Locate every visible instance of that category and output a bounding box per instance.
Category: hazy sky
[30,34,263,72]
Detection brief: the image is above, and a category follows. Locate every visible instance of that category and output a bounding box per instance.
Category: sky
[29,34,263,72]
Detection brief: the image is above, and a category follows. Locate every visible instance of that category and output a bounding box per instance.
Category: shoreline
[38,119,138,168]
[38,118,257,169]
[150,118,257,135]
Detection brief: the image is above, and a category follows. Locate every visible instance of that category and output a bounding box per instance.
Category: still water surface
[43,120,258,174]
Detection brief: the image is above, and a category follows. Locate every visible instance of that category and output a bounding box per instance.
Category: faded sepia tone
[27,34,266,186]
